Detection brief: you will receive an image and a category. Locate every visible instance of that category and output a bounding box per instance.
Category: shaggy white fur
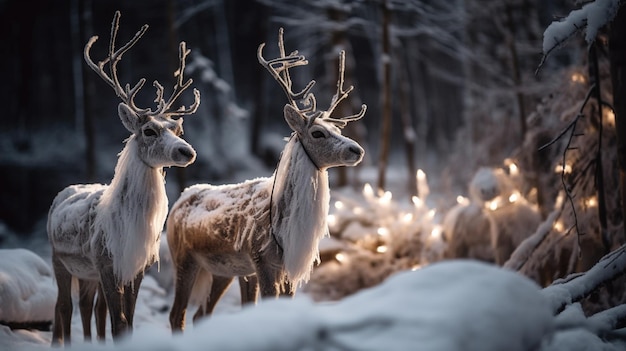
[91,136,167,283]
[270,137,329,286]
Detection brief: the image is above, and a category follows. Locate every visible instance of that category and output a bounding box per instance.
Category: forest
[1,0,626,350]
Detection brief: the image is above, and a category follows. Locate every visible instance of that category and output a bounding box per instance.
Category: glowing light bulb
[456,196,469,205]
[417,169,426,181]
[430,225,442,239]
[508,192,520,203]
[334,201,344,210]
[379,191,392,205]
[412,196,423,208]
[554,220,564,232]
[402,212,414,222]
[377,227,390,236]
[335,253,347,263]
[363,183,374,198]
[327,214,337,227]
[376,245,388,253]
[585,196,598,208]
[427,209,436,219]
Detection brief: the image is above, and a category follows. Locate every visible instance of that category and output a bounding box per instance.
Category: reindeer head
[84,11,199,168]
[258,28,366,170]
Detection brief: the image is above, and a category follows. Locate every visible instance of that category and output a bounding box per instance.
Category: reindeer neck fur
[271,136,329,287]
[91,135,168,284]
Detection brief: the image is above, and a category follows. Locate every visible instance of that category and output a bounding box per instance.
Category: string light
[508,192,520,203]
[430,225,442,239]
[363,183,374,198]
[584,196,598,208]
[379,191,392,205]
[412,196,423,208]
[571,72,586,83]
[335,252,347,263]
[605,108,615,126]
[377,227,390,237]
[554,164,572,174]
[402,212,414,223]
[334,201,344,210]
[553,220,564,232]
[456,196,469,206]
[376,245,388,253]
[327,214,337,227]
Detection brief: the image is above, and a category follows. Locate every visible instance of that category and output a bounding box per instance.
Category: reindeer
[166,28,366,331]
[47,11,200,346]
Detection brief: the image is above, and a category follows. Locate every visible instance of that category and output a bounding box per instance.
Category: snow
[0,254,561,351]
[542,0,621,54]
[0,249,56,324]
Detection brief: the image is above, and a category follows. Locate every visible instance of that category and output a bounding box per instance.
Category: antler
[149,41,200,118]
[258,28,366,128]
[258,28,317,115]
[84,11,199,118]
[315,50,367,128]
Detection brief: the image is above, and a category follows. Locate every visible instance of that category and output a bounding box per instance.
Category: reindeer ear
[284,104,306,133]
[118,103,141,133]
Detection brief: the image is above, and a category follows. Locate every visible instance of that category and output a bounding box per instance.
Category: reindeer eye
[143,128,157,137]
[311,130,325,139]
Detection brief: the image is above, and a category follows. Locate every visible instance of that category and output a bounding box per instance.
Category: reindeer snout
[346,144,364,165]
[175,145,196,165]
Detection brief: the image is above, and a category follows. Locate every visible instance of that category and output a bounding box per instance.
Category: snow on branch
[538,0,621,73]
[542,245,626,314]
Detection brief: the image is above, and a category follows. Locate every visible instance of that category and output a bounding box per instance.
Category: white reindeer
[166,28,366,331]
[47,11,200,345]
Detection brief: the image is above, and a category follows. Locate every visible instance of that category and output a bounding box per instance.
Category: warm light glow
[430,225,442,239]
[412,196,423,208]
[486,196,502,211]
[335,252,347,263]
[353,207,363,215]
[427,209,436,219]
[585,196,598,208]
[334,201,344,210]
[571,72,586,83]
[327,214,337,227]
[379,191,392,205]
[363,183,374,198]
[456,196,469,206]
[376,245,388,253]
[605,108,615,127]
[377,227,390,236]
[554,220,564,232]
[402,212,414,223]
[554,164,572,174]
[508,192,520,203]
[417,169,426,181]
[411,264,421,271]
[504,159,520,176]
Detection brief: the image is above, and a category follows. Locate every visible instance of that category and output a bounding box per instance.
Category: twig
[542,245,626,314]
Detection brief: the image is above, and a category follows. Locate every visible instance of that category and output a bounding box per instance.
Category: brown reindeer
[166,28,366,331]
[47,11,199,346]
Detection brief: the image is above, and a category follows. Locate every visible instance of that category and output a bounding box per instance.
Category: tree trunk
[377,0,392,191]
[609,4,626,243]
[80,0,96,181]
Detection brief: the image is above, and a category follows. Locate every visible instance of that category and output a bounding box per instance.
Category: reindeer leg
[192,275,233,324]
[254,255,282,298]
[99,264,128,340]
[170,254,200,332]
[51,254,73,347]
[95,283,107,342]
[123,271,144,330]
[78,279,97,342]
[239,275,258,305]
[280,278,295,297]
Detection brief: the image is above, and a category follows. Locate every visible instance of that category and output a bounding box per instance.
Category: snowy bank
[56,260,554,351]
[0,248,56,325]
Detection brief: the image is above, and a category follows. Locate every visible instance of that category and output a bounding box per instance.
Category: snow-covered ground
[1,240,625,350]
